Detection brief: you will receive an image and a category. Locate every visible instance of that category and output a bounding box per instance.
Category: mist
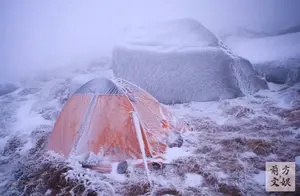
[1,0,300,82]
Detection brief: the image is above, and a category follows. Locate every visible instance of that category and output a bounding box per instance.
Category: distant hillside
[219,27,272,40]
[277,24,300,36]
[220,24,300,40]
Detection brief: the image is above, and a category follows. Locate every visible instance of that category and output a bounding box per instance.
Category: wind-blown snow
[14,100,51,134]
[113,19,267,104]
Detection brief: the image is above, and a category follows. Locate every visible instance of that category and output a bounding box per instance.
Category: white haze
[1,0,300,82]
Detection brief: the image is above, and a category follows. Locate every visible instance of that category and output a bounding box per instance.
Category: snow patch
[17,137,34,155]
[216,171,229,179]
[267,82,287,91]
[184,173,203,187]
[253,171,265,186]
[266,154,278,161]
[104,163,127,183]
[165,147,191,162]
[44,189,52,196]
[13,100,50,134]
[171,101,231,125]
[275,83,300,108]
[240,151,257,158]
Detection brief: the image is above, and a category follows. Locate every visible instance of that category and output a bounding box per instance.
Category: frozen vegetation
[113,18,267,104]
[0,59,299,195]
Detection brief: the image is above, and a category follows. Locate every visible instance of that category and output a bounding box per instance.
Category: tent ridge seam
[113,77,155,155]
[70,95,97,157]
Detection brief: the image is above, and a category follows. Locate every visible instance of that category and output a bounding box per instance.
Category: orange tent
[48,77,187,168]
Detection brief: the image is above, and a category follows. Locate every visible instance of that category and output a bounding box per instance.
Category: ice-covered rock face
[113,19,267,104]
[225,33,300,85]
[255,58,300,85]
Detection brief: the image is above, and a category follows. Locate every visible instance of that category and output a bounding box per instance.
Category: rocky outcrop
[112,18,267,104]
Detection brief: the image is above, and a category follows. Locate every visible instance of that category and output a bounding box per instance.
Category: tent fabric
[75,77,122,94]
[48,77,187,161]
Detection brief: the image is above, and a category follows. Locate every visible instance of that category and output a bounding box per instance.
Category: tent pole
[131,111,152,187]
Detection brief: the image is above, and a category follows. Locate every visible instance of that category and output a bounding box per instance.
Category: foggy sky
[1,0,300,82]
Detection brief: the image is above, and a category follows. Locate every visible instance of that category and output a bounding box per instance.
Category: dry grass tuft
[224,105,255,118]
[153,187,181,196]
[245,139,274,156]
[174,157,201,175]
[218,183,241,196]
[220,137,274,155]
[122,180,150,196]
[280,107,300,122]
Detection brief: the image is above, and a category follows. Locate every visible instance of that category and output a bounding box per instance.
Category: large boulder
[225,32,300,85]
[112,18,267,104]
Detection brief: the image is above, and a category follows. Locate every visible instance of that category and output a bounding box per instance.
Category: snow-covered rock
[225,33,300,85]
[276,83,300,108]
[0,83,18,96]
[112,18,267,104]
[123,18,219,49]
[167,132,183,148]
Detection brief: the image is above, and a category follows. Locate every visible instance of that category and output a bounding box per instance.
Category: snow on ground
[0,59,299,195]
[253,171,265,186]
[184,173,203,188]
[225,33,300,85]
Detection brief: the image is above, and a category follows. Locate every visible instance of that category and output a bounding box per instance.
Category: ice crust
[113,19,267,103]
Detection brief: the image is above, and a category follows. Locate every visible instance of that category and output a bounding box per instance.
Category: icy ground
[0,62,299,195]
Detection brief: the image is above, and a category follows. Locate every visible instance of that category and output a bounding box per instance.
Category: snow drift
[112,18,267,104]
[225,32,300,85]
